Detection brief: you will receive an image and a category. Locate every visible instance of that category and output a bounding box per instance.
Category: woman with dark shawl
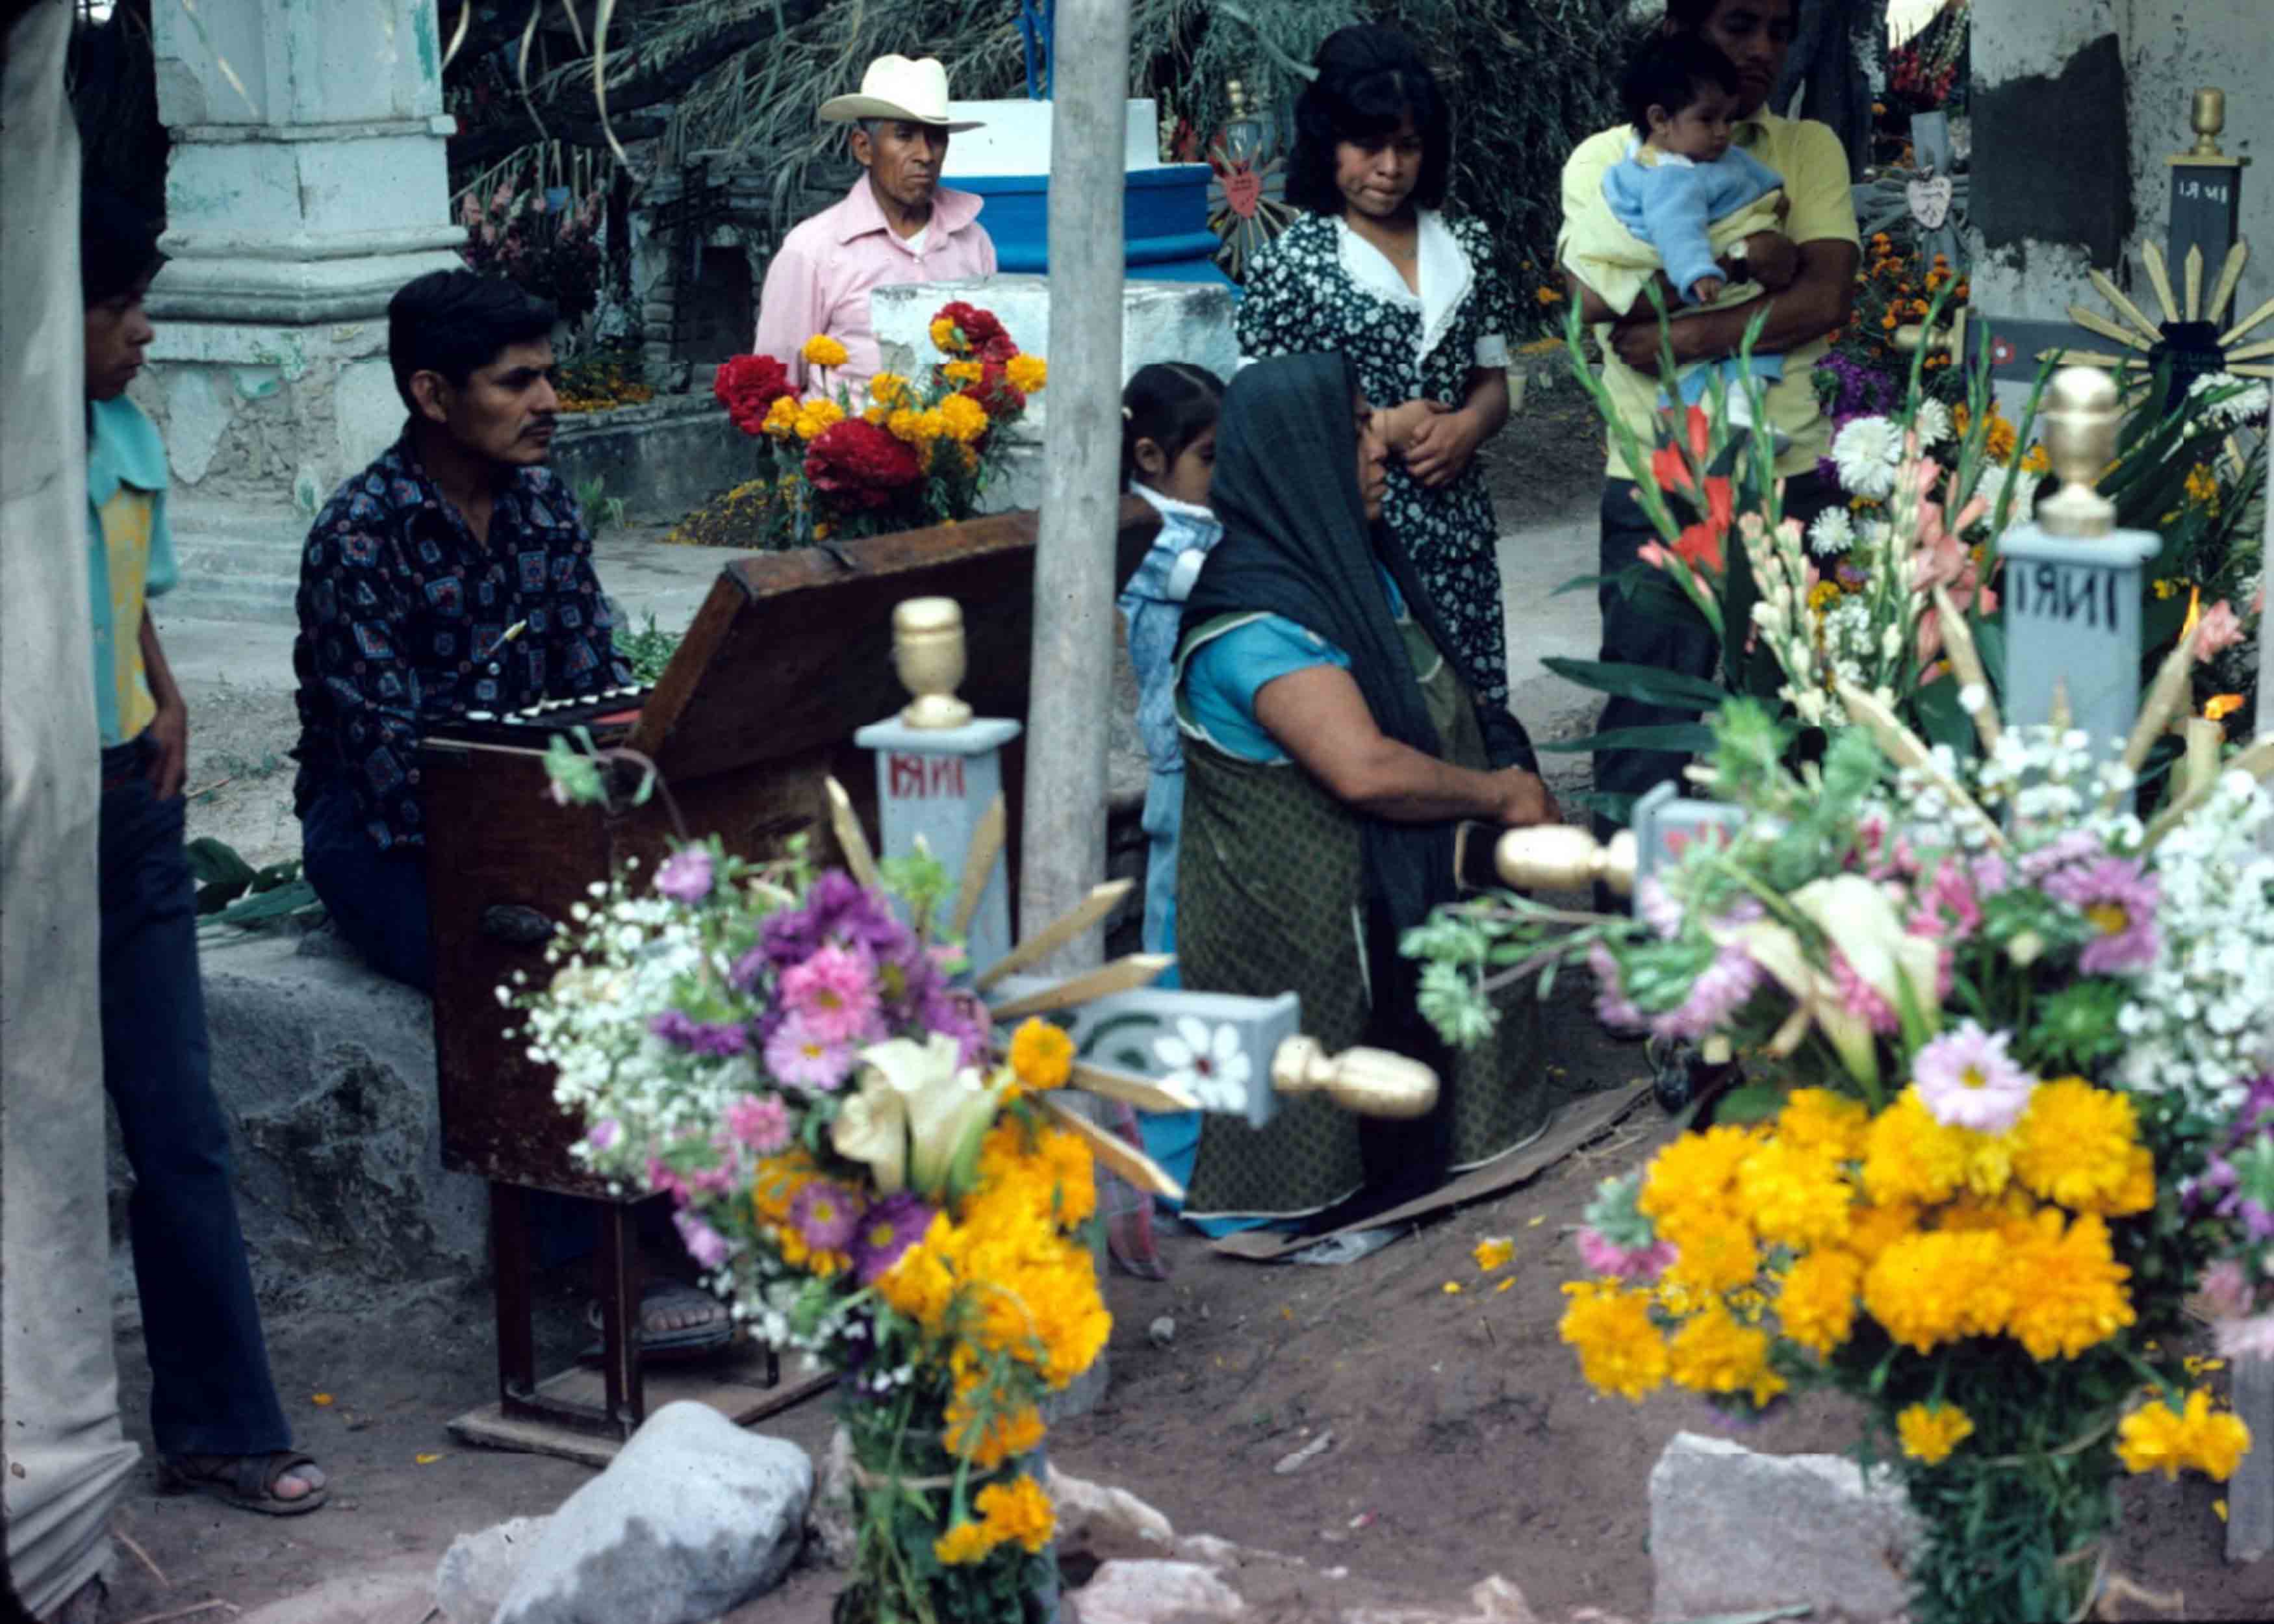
[1171,353,1561,1230]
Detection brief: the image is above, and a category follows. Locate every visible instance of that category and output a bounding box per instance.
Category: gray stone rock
[107,928,487,1311]
[496,1402,813,1624]
[1073,1559,1247,1624]
[435,1515,550,1623]
[808,1425,860,1569]
[1648,1432,1921,1624]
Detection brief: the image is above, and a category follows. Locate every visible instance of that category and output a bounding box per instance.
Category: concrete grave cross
[1855,112,1970,273]
[831,596,1441,1202]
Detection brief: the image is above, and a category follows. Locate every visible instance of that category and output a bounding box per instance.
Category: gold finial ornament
[2190,88,2227,159]
[891,596,975,729]
[2034,367,2121,539]
[1493,824,1639,897]
[1270,1035,1440,1119]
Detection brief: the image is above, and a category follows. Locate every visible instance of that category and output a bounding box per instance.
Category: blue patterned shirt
[291,429,632,850]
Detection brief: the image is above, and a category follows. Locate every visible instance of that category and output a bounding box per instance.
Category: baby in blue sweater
[1602,34,1788,436]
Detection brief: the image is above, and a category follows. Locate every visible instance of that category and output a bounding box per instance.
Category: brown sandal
[160,1450,329,1516]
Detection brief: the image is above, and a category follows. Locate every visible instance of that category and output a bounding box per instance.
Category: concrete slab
[229,1558,439,1624]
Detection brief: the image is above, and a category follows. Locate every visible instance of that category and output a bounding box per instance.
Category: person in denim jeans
[80,186,326,1514]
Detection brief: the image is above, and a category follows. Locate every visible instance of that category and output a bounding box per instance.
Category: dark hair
[1121,362,1225,486]
[1662,0,1727,29]
[81,184,163,308]
[387,270,557,409]
[1620,34,1742,136]
[1284,25,1452,216]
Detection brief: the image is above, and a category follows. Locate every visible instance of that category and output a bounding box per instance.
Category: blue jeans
[300,774,433,993]
[101,735,291,1457]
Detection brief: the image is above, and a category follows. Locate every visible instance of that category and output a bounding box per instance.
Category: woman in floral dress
[1235,24,1527,766]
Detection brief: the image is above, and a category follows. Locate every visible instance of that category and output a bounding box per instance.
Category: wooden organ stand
[422,500,1162,1445]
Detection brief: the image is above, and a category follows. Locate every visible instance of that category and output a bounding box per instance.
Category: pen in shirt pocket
[476,618,530,669]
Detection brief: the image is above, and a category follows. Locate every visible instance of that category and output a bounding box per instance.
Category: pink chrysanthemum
[1910,858,1982,940]
[763,1013,855,1093]
[724,1093,793,1154]
[1652,945,1762,1041]
[776,944,882,1046]
[654,846,714,903]
[1587,941,1647,1032]
[1911,1020,2037,1134]
[2042,857,2161,975]
[791,1181,862,1256]
[673,1210,731,1270]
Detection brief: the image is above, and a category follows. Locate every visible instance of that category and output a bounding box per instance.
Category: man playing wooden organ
[290,270,636,995]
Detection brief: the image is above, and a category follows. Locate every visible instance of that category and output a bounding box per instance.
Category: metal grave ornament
[1995,368,2159,756]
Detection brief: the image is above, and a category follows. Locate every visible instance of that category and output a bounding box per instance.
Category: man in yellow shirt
[1557,0,1859,835]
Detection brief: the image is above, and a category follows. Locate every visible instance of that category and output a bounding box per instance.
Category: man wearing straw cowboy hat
[752,55,997,396]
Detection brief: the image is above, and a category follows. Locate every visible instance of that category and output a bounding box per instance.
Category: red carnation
[803,418,923,511]
[715,353,795,435]
[936,300,1018,364]
[960,361,1027,419]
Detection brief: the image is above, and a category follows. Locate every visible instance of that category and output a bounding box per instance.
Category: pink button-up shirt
[752,177,997,396]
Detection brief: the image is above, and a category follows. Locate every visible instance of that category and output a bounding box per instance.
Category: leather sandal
[159,1450,329,1516]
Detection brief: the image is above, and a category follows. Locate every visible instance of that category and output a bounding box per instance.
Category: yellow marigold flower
[917,408,949,442]
[1659,1209,1761,1296]
[801,333,849,368]
[933,1518,1000,1566]
[1640,1124,1762,1224]
[2153,576,2184,600]
[2004,1209,2134,1360]
[1473,1236,1516,1273]
[2012,1079,2149,1213]
[945,1397,1047,1469]
[863,403,890,425]
[931,316,967,353]
[875,1216,957,1333]
[980,1475,1056,1553]
[1864,1230,2010,1352]
[1863,1089,2013,1206]
[2186,1391,2253,1480]
[1897,1402,1976,1466]
[1984,412,2019,464]
[1667,1303,1779,1401]
[1808,579,1844,615]
[938,392,990,444]
[1778,1090,1869,1163]
[942,359,985,387]
[1005,353,1048,393]
[887,406,928,444]
[868,371,911,405]
[2119,1395,2194,1480]
[1559,1280,1668,1401]
[1778,1249,1862,1356]
[761,394,799,440]
[794,398,846,441]
[1737,1138,1854,1249]
[2019,444,2050,475]
[2184,461,2222,513]
[1008,1017,1075,1094]
[1843,1200,1919,1264]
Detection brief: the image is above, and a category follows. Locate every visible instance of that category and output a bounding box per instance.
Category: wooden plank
[950,794,1007,939]
[2229,1350,2274,1562]
[988,954,1175,1019]
[448,1362,834,1467]
[1208,1082,1653,1261]
[2208,241,2250,325]
[975,880,1135,991]
[2141,241,2182,325]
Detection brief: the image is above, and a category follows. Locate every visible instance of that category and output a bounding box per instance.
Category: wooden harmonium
[421,498,1163,1199]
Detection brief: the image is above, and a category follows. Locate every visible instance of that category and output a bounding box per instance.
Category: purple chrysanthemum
[791,1180,862,1257]
[761,872,912,971]
[852,1191,938,1284]
[650,1009,754,1057]
[654,846,715,904]
[1912,1020,2037,1134]
[2041,856,2161,974]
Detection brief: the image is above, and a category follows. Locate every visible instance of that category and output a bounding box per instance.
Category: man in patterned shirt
[292,270,633,993]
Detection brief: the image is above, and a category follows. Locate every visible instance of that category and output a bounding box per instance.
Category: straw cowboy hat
[818,55,985,132]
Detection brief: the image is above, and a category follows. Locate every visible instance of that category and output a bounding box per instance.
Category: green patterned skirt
[1175,739,1548,1223]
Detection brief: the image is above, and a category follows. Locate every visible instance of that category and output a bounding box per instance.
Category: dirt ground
[86,964,2274,1624]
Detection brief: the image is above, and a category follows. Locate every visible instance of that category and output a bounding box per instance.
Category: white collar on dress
[1624,134,1698,169]
[1129,481,1217,528]
[1332,209,1474,366]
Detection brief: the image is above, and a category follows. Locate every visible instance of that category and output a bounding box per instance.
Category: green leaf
[1911,672,1971,755]
[1533,722,1722,755]
[218,879,323,927]
[1539,657,1733,712]
[1711,1083,1789,1125]
[185,837,256,891]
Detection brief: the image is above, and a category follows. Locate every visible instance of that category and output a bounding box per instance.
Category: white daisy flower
[1911,398,1954,447]
[1832,414,1905,500]
[1807,507,1855,557]
[1152,1016,1253,1112]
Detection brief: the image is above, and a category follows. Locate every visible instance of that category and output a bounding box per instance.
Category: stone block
[496,1402,812,1624]
[869,274,1240,427]
[436,1516,550,1623]
[550,395,754,523]
[110,928,489,1308]
[165,366,235,485]
[1647,1432,1921,1623]
[1073,1560,1247,1624]
[335,357,409,484]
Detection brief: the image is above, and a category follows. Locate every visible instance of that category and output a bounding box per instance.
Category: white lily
[836,1033,1004,1200]
[1791,875,1942,1043]
[832,1069,910,1195]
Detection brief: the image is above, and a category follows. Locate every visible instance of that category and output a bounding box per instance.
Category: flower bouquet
[1405,682,2274,1621]
[511,752,1106,1623]
[706,301,1047,551]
